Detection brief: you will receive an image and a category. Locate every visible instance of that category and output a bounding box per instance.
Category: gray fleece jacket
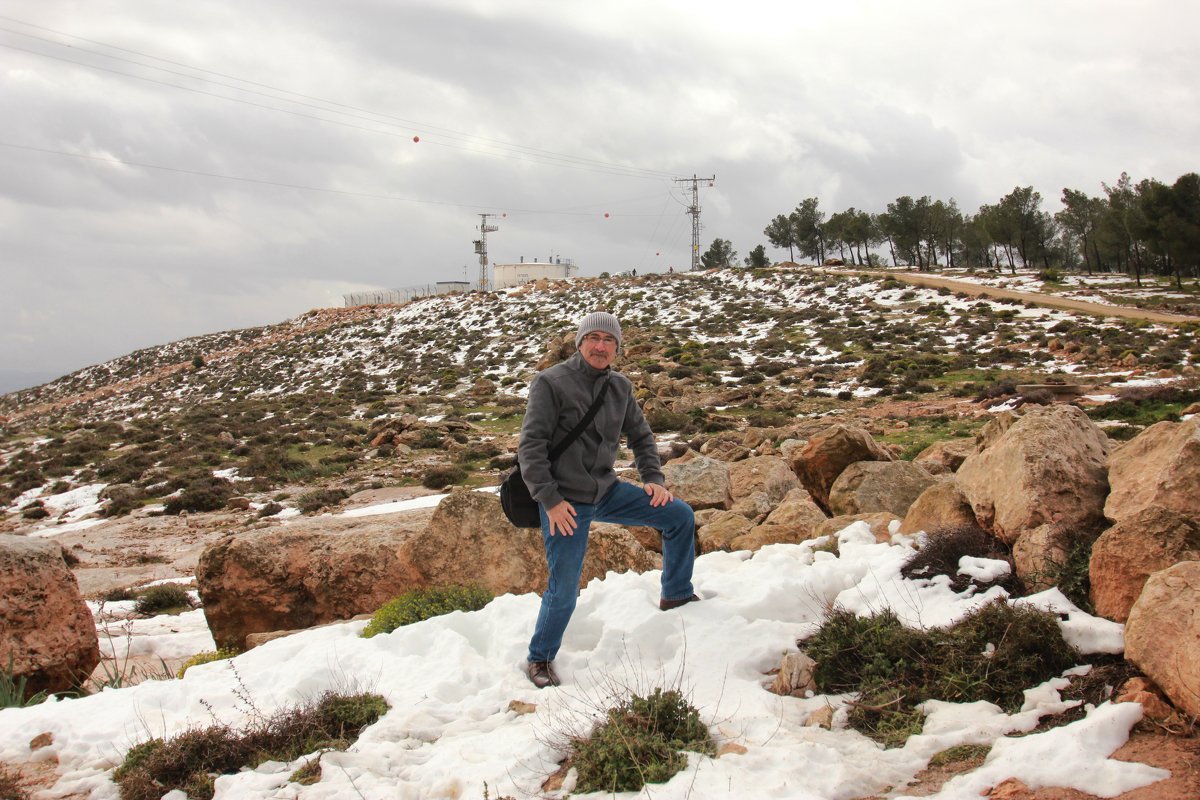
[517,351,665,509]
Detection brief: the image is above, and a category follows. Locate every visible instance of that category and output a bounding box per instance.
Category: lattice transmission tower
[473,213,500,291]
[674,174,716,271]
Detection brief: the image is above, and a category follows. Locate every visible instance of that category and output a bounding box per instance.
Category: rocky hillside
[1,266,1198,528]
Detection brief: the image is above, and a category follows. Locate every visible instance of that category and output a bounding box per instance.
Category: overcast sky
[2,1,1197,392]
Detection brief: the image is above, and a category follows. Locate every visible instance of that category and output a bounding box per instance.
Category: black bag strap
[547,379,610,462]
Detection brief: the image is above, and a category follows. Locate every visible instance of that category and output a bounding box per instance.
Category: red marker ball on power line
[413,136,420,143]
[604,212,610,218]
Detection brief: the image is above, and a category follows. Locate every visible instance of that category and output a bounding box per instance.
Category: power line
[0,18,676,181]
[0,140,679,218]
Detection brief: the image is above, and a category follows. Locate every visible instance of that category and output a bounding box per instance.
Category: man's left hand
[644,482,674,507]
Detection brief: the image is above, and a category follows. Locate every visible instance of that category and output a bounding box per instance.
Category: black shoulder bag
[500,380,610,528]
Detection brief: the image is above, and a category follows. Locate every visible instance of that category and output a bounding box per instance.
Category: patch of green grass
[929,743,991,768]
[803,600,1079,747]
[176,648,240,679]
[134,583,193,616]
[569,688,714,793]
[114,691,388,800]
[361,585,493,638]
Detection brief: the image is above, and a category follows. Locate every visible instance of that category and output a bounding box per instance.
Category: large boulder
[827,461,938,518]
[0,535,99,698]
[198,489,657,649]
[727,456,801,505]
[1089,507,1200,623]
[696,511,755,553]
[913,438,976,475]
[955,405,1110,545]
[1011,523,1073,593]
[899,481,977,535]
[788,424,894,513]
[733,488,829,551]
[1124,561,1200,719]
[662,454,734,510]
[1105,416,1200,523]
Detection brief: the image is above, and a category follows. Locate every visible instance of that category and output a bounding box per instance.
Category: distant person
[517,312,697,688]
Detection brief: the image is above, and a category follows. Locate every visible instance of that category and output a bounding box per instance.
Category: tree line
[699,171,1199,287]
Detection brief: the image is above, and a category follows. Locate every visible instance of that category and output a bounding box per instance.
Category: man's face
[580,332,618,370]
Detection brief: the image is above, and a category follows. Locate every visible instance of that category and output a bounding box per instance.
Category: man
[517,311,698,689]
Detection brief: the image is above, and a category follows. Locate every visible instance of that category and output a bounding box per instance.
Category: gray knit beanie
[575,311,623,349]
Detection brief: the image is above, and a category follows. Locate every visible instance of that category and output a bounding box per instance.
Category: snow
[0,513,1167,800]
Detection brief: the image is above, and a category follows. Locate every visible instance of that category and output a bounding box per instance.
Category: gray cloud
[1,0,1197,387]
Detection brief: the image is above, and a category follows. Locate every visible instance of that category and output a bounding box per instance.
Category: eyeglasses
[583,333,618,346]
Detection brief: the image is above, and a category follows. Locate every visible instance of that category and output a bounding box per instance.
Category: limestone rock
[0,535,99,699]
[788,424,894,513]
[913,438,976,474]
[769,651,817,697]
[662,454,733,510]
[733,488,828,551]
[727,456,801,505]
[1011,523,1072,593]
[1105,416,1200,523]
[697,511,755,553]
[827,460,938,518]
[198,489,657,649]
[1090,507,1200,623]
[1124,560,1200,719]
[955,405,1110,545]
[899,481,977,535]
[730,491,773,522]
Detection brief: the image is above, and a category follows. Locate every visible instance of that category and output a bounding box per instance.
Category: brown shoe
[526,660,560,688]
[659,593,701,611]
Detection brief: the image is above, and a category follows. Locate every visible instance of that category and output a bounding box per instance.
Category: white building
[493,256,577,289]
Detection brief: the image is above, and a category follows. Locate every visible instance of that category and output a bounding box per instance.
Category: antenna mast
[473,213,500,291]
[674,174,715,271]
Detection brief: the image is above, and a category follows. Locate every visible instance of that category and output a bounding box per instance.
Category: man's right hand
[545,500,578,536]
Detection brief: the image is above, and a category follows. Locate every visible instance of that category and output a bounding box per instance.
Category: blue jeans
[527,481,696,664]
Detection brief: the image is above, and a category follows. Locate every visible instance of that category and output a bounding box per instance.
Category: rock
[788,424,894,513]
[813,513,900,543]
[699,437,751,462]
[198,489,658,649]
[718,742,749,757]
[697,511,755,553]
[1124,560,1200,719]
[1114,677,1183,727]
[662,454,734,510]
[730,491,773,522]
[1105,416,1200,523]
[727,456,801,505]
[732,488,828,551]
[469,377,496,397]
[827,461,938,518]
[1011,523,1072,592]
[227,496,252,511]
[1090,507,1200,623]
[623,525,662,554]
[804,705,834,729]
[955,405,1110,546]
[769,651,817,697]
[899,481,977,535]
[913,438,975,474]
[0,535,99,699]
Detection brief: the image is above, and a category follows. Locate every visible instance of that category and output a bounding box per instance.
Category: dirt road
[830,269,1200,324]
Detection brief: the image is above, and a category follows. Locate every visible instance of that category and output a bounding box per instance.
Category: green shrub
[296,488,349,514]
[102,484,145,517]
[114,691,388,800]
[804,600,1079,747]
[177,648,240,679]
[361,585,493,638]
[421,465,467,490]
[135,584,193,615]
[569,688,714,793]
[164,476,234,515]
